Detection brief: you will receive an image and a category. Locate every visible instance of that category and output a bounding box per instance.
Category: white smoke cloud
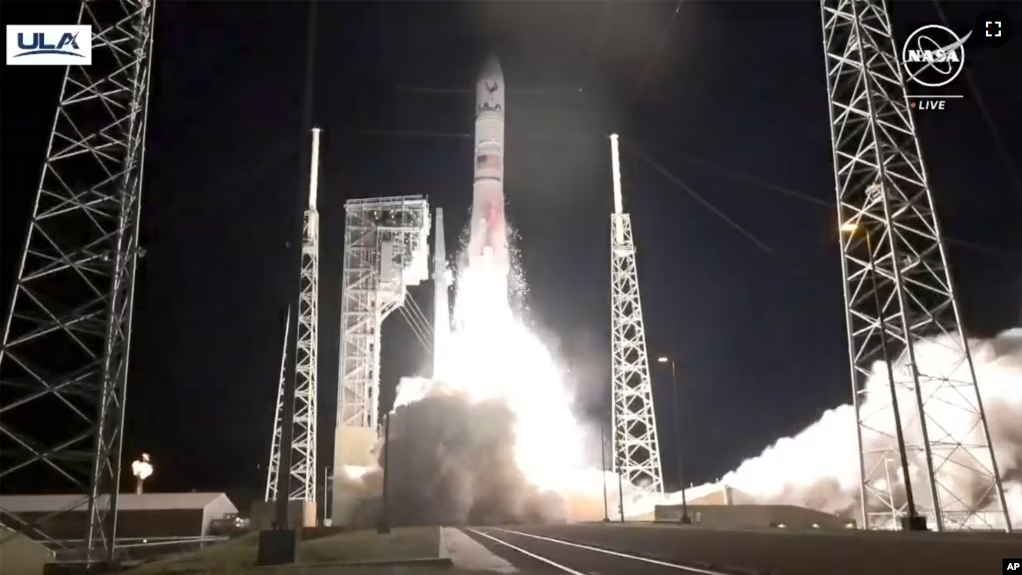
[723,329,1022,529]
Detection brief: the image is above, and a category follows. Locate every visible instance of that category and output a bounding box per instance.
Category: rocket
[468,54,508,271]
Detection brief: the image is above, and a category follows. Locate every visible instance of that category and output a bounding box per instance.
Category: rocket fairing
[468,54,508,271]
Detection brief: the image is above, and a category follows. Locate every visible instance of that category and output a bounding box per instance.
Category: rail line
[467,527,751,575]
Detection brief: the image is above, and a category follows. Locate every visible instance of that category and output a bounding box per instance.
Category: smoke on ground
[355,381,568,526]
[340,377,650,526]
[722,329,1022,527]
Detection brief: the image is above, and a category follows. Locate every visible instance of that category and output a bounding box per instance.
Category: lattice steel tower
[265,129,322,505]
[265,308,291,502]
[0,0,157,560]
[821,0,1010,531]
[608,134,664,502]
[332,196,429,524]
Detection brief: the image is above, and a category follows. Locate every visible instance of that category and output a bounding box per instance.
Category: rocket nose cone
[482,54,503,79]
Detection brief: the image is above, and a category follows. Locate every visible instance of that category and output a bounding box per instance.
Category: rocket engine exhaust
[338,53,647,528]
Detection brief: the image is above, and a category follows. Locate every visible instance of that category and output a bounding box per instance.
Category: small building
[0,493,238,543]
[656,483,853,530]
[656,503,853,529]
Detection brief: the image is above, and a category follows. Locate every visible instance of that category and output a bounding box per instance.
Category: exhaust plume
[723,329,1022,528]
[376,382,567,525]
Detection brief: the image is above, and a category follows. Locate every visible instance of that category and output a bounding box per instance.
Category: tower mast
[821,0,1010,531]
[609,134,665,508]
[266,129,322,508]
[291,127,322,504]
[0,0,157,562]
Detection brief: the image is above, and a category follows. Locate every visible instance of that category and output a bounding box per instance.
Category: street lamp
[377,412,393,535]
[657,356,690,524]
[600,421,610,522]
[840,221,925,531]
[131,453,153,494]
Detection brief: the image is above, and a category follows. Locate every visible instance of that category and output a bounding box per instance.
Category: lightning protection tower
[332,196,429,525]
[265,308,291,503]
[821,0,1010,532]
[608,134,664,505]
[0,0,157,561]
[266,128,322,514]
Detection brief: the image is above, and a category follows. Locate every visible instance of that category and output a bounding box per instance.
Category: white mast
[608,134,664,510]
[291,127,322,503]
[267,128,322,506]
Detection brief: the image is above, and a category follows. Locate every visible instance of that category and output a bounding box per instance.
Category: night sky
[2,1,1020,511]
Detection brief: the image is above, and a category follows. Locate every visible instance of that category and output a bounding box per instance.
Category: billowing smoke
[723,329,1022,528]
[373,381,567,525]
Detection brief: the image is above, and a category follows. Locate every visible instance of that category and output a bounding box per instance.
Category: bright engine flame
[399,256,586,494]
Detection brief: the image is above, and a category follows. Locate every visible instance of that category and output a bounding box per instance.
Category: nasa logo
[901,24,970,88]
[6,25,93,66]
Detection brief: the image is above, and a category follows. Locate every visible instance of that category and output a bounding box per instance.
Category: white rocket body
[468,55,508,272]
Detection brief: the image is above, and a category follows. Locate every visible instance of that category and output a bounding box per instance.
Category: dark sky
[2,1,1020,506]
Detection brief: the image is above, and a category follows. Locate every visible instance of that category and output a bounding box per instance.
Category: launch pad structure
[0,0,157,561]
[264,128,323,527]
[608,134,665,502]
[0,0,1011,555]
[822,0,1010,531]
[332,196,430,525]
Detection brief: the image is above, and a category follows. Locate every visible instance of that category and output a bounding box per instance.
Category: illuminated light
[131,453,153,481]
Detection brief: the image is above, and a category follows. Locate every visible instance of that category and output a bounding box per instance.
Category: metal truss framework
[821,0,1010,531]
[609,135,664,500]
[610,214,665,498]
[267,129,323,505]
[0,0,157,560]
[289,203,320,503]
[265,308,291,502]
[336,197,430,432]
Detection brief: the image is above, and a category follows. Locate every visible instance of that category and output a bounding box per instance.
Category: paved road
[460,523,1021,575]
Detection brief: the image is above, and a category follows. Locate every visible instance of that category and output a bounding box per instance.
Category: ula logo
[901,24,971,88]
[6,25,93,66]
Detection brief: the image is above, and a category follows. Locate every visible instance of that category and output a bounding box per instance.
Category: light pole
[323,466,331,526]
[840,221,924,531]
[616,452,625,523]
[131,453,153,494]
[657,356,690,524]
[601,421,610,522]
[377,412,392,535]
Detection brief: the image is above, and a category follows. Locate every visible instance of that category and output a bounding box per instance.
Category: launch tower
[265,128,322,518]
[608,134,665,503]
[821,0,1010,531]
[0,0,157,561]
[332,196,430,524]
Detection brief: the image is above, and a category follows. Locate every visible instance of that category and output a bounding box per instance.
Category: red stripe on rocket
[468,54,508,270]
